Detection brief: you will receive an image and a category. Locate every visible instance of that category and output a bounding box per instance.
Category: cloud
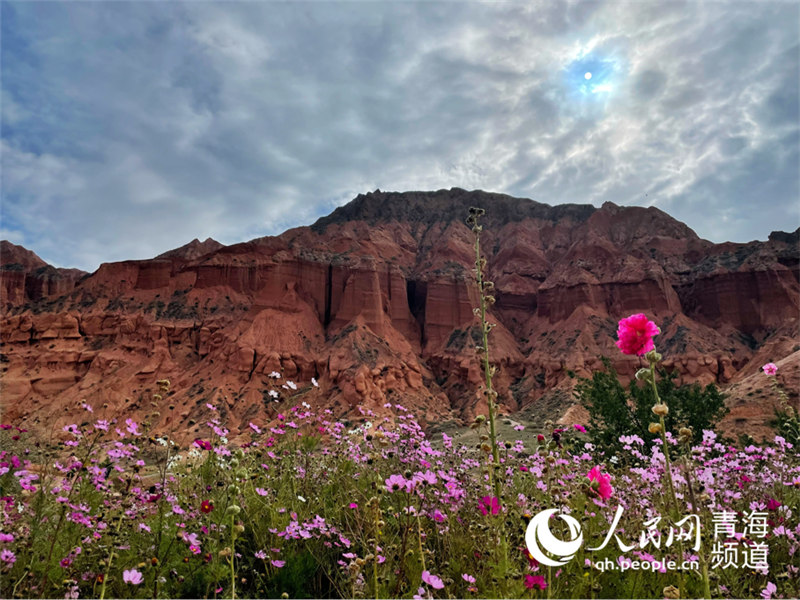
[1,1,797,271]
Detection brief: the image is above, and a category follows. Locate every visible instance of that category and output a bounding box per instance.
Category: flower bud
[635,368,651,381]
[652,403,669,417]
[645,350,662,364]
[226,505,241,516]
[648,422,662,434]
[663,585,680,599]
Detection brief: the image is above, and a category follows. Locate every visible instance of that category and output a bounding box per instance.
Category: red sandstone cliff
[0,241,87,309]
[1,189,798,440]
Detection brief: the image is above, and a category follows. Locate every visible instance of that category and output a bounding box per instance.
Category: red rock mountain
[1,189,798,441]
[1,241,87,309]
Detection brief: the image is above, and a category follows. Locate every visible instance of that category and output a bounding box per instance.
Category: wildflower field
[1,211,798,600]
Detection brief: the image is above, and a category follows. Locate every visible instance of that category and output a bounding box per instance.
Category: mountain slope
[1,189,798,441]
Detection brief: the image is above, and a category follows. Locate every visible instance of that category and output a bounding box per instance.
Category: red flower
[615,313,660,356]
[479,496,500,516]
[524,575,547,590]
[587,466,614,500]
[200,500,214,514]
[766,498,781,511]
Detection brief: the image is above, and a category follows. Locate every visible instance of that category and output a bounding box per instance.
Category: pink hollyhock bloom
[616,313,660,356]
[587,466,614,500]
[573,424,587,433]
[479,496,500,516]
[762,363,778,376]
[525,574,547,590]
[123,569,143,585]
[421,571,444,590]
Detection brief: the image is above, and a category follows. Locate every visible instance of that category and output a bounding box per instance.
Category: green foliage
[575,357,729,455]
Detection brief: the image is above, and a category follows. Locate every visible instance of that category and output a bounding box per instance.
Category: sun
[585,72,592,80]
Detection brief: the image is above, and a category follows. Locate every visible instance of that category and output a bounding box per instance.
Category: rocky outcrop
[1,189,798,439]
[1,241,87,309]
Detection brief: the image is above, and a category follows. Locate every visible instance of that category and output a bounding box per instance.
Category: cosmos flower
[573,424,587,433]
[462,574,476,583]
[200,500,214,514]
[479,496,500,516]
[194,439,212,451]
[616,313,660,356]
[421,571,444,589]
[385,474,407,493]
[761,582,777,600]
[762,363,778,376]
[525,574,547,590]
[0,549,15,564]
[123,569,144,585]
[587,466,614,500]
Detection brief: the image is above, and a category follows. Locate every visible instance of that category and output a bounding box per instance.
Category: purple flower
[479,496,500,516]
[573,424,587,433]
[761,582,777,600]
[1,549,16,564]
[422,570,444,590]
[123,569,143,585]
[385,474,408,493]
[271,560,286,568]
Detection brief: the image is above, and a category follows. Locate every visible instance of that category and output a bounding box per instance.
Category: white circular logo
[525,509,584,567]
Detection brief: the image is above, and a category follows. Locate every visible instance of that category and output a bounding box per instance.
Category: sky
[1,1,798,272]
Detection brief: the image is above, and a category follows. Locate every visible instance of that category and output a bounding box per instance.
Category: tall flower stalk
[619,313,711,599]
[466,207,509,582]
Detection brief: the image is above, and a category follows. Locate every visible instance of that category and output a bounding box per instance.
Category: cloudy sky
[2,1,798,272]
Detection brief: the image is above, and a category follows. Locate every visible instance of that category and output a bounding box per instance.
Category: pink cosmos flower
[421,571,444,589]
[573,424,587,433]
[385,474,408,493]
[462,574,476,583]
[479,496,500,516]
[762,363,778,376]
[123,569,143,585]
[525,574,547,590]
[761,582,777,600]
[271,560,286,568]
[616,313,660,356]
[587,466,614,500]
[0,549,15,564]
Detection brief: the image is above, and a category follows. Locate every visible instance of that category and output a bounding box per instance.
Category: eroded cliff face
[1,241,87,309]
[1,189,798,440]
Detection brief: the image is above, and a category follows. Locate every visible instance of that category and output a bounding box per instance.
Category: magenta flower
[479,496,500,516]
[0,549,15,564]
[462,574,476,583]
[421,571,445,590]
[615,313,660,356]
[123,569,144,585]
[762,363,778,376]
[766,498,782,511]
[573,424,587,433]
[587,466,614,500]
[194,439,212,451]
[525,574,547,590]
[271,559,286,568]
